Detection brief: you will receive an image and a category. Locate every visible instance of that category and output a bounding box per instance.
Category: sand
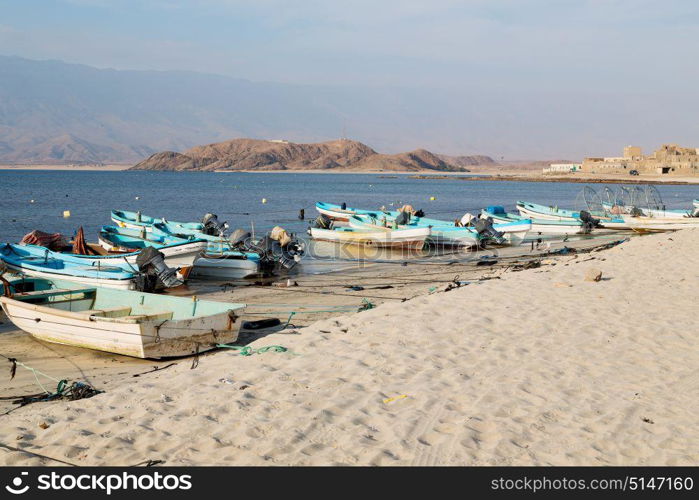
[0,230,698,466]
[2,164,699,184]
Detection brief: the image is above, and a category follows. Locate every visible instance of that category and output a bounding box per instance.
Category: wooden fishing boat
[0,275,245,359]
[481,206,588,235]
[111,210,204,232]
[1,244,141,290]
[308,224,430,249]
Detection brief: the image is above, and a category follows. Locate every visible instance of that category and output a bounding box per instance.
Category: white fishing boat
[601,202,695,219]
[0,274,245,359]
[615,215,699,232]
[481,206,590,235]
[97,226,207,269]
[189,255,263,279]
[308,225,430,249]
[1,243,140,290]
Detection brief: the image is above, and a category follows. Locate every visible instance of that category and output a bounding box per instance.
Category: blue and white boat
[317,202,530,246]
[104,225,262,279]
[1,243,141,290]
[111,210,204,232]
[481,206,589,235]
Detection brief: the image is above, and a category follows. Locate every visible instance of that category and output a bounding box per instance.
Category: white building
[543,163,582,174]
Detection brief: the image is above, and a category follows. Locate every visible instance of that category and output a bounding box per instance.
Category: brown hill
[437,154,498,168]
[132,138,495,172]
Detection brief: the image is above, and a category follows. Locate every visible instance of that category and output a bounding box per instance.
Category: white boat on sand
[0,274,245,359]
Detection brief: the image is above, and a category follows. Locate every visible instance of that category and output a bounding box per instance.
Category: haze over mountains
[2,55,698,165]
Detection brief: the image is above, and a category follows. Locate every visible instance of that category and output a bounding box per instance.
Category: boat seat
[77,307,132,318]
[122,311,174,322]
[16,288,97,300]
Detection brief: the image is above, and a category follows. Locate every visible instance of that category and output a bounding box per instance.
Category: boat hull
[1,262,136,290]
[191,256,262,279]
[309,227,428,249]
[97,236,206,268]
[0,278,245,359]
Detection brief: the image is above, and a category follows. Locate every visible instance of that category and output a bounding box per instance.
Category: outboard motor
[629,206,645,217]
[254,231,305,273]
[201,213,228,236]
[394,211,411,225]
[578,210,600,233]
[313,214,333,229]
[473,217,505,245]
[135,247,183,291]
[280,238,305,270]
[414,209,425,218]
[228,229,252,250]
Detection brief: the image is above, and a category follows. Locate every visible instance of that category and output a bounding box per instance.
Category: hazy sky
[1,1,698,158]
[2,0,698,90]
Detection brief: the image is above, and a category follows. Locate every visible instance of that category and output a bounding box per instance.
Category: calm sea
[1,171,697,244]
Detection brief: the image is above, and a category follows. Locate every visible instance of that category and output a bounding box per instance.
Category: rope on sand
[0,353,101,414]
[216,344,290,356]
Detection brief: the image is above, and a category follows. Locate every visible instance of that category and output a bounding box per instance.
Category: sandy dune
[1,229,698,466]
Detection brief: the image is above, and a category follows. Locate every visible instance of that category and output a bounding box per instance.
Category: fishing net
[644,185,665,212]
[575,186,605,216]
[20,230,69,251]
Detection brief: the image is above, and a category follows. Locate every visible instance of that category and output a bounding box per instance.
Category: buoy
[430,196,436,201]
[63,210,71,218]
[262,198,267,204]
[30,200,34,203]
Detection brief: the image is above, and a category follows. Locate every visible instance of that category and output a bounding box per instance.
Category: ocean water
[1,170,697,245]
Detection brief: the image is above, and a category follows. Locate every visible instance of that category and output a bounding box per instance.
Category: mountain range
[131,138,495,172]
[4,55,694,165]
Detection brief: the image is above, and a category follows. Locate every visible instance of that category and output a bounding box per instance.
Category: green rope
[359,298,375,311]
[282,311,296,329]
[216,344,289,356]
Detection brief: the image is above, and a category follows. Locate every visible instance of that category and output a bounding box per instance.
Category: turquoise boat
[111,210,204,232]
[97,225,207,273]
[1,243,140,290]
[105,225,263,279]
[481,206,589,235]
[317,202,531,245]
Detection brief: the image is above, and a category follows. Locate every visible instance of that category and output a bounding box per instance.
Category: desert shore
[2,164,699,184]
[1,229,697,466]
[0,164,130,171]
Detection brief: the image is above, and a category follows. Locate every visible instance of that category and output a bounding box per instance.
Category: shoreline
[1,164,698,184]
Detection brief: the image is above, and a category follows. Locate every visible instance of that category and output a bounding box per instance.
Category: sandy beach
[0,164,131,171]
[0,229,697,466]
[3,163,699,184]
